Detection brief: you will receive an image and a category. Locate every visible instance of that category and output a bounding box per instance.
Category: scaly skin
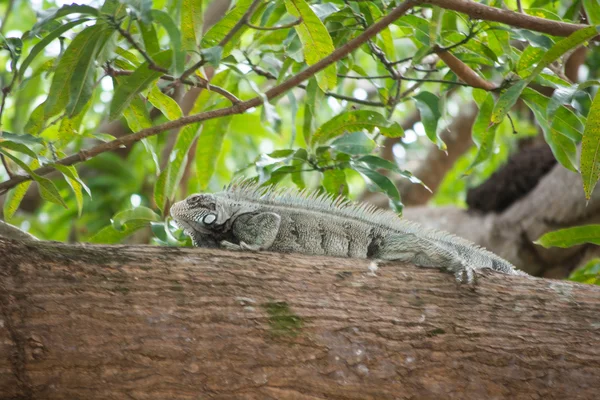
[170,181,527,283]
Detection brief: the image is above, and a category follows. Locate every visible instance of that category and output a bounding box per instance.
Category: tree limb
[0,239,598,399]
[423,0,590,37]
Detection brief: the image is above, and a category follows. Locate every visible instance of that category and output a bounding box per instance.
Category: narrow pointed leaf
[414,91,445,150]
[148,85,182,120]
[181,0,202,51]
[18,18,90,81]
[44,24,107,120]
[581,91,600,199]
[536,225,600,248]
[285,0,337,91]
[110,50,172,120]
[150,10,184,74]
[201,0,253,57]
[312,110,403,145]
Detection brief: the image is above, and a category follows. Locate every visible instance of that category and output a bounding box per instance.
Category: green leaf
[312,110,402,145]
[44,24,109,120]
[138,21,160,56]
[285,0,337,91]
[493,26,599,127]
[196,116,233,190]
[516,45,544,75]
[0,140,39,158]
[330,131,376,155]
[581,90,600,199]
[123,95,152,132]
[468,93,498,171]
[112,206,160,230]
[150,10,184,74]
[490,80,528,124]
[547,86,578,122]
[3,182,32,221]
[569,258,600,285]
[148,85,182,120]
[0,132,43,145]
[88,219,148,244]
[535,225,600,248]
[30,4,99,36]
[109,50,172,120]
[291,148,307,189]
[67,27,113,116]
[18,18,90,81]
[200,46,223,67]
[522,88,579,172]
[355,155,428,188]
[3,159,39,221]
[529,25,600,79]
[413,91,445,150]
[54,164,90,217]
[322,169,348,196]
[123,0,152,23]
[201,0,253,57]
[181,0,202,51]
[155,123,200,211]
[354,166,402,213]
[303,78,320,145]
[0,150,67,208]
[584,0,600,25]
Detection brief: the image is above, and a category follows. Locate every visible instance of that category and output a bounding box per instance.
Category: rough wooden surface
[1,238,599,399]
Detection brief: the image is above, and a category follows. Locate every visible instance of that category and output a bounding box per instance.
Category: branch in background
[424,0,590,37]
[338,73,472,88]
[246,57,386,106]
[0,0,418,193]
[106,67,241,104]
[113,22,168,73]
[433,46,497,91]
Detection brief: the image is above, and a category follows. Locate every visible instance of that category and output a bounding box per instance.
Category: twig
[0,0,417,193]
[246,57,385,106]
[0,153,13,178]
[113,22,168,73]
[107,67,241,104]
[339,73,471,87]
[246,18,302,31]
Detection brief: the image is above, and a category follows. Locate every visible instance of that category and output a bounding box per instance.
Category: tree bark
[1,238,599,399]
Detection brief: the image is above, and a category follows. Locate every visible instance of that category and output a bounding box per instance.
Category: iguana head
[170,194,223,246]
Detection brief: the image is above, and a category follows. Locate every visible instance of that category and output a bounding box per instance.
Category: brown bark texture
[1,239,599,399]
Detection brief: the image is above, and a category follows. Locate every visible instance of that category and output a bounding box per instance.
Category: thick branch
[0,0,417,194]
[423,0,589,37]
[0,239,599,399]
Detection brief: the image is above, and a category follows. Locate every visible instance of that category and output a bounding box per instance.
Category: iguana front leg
[220,212,281,251]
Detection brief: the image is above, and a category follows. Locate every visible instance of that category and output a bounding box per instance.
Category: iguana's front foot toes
[220,240,242,251]
[239,241,262,252]
[219,240,262,252]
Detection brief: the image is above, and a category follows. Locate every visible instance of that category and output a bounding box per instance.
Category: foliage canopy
[0,0,599,270]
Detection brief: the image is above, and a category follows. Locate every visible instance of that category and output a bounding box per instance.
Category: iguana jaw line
[173,218,211,235]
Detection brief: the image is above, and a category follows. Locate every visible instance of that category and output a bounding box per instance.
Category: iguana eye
[203,214,216,225]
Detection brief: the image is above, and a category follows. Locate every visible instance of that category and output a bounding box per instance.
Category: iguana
[170,181,526,283]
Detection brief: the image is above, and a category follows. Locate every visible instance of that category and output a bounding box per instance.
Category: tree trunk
[1,238,599,399]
